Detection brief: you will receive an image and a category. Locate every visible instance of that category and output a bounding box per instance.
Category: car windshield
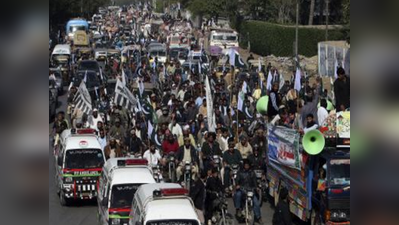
[329,159,350,186]
[146,220,199,225]
[65,149,104,169]
[225,36,237,41]
[71,26,86,33]
[78,61,99,72]
[212,35,224,41]
[77,72,100,88]
[110,184,141,208]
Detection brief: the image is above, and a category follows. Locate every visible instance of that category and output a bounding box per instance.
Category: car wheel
[59,189,69,206]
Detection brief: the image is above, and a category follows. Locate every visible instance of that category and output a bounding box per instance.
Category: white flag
[228,48,235,66]
[334,59,338,79]
[294,67,301,92]
[73,81,92,115]
[147,120,154,138]
[237,81,247,112]
[266,70,273,91]
[122,69,127,86]
[205,76,215,132]
[279,72,285,91]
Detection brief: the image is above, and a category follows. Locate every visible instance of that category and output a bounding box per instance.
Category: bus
[207,28,239,57]
[66,18,89,41]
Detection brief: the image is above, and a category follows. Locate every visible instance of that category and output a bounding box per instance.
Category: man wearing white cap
[88,108,103,131]
[178,125,196,147]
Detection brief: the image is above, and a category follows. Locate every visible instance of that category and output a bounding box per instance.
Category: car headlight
[65,177,73,183]
[339,212,347,218]
[331,211,339,219]
[111,218,120,225]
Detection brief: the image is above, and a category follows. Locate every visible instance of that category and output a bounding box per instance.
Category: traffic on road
[49,2,350,225]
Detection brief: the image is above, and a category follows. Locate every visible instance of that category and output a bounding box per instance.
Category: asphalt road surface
[49,87,301,225]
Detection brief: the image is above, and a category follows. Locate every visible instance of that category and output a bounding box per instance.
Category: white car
[97,158,156,225]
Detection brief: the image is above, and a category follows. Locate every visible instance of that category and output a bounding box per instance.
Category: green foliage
[239,21,346,57]
[50,0,110,30]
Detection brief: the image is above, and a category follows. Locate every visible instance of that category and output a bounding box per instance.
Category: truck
[266,111,350,225]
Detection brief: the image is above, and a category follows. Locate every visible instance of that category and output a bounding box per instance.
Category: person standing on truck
[272,188,292,225]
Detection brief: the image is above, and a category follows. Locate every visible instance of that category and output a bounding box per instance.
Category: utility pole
[295,0,299,64]
[325,0,329,41]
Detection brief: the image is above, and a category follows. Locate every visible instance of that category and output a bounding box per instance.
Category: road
[49,87,300,225]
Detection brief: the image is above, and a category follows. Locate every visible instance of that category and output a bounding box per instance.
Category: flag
[334,59,338,79]
[114,79,137,113]
[149,121,162,147]
[73,81,92,115]
[198,61,201,74]
[266,70,273,91]
[294,67,301,92]
[138,79,145,97]
[205,76,216,132]
[83,70,88,83]
[279,72,285,91]
[227,49,245,68]
[237,81,247,112]
[122,69,127,86]
[147,120,154,139]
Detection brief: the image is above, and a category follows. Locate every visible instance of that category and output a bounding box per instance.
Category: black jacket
[190,178,206,210]
[205,176,223,202]
[236,169,257,191]
[176,145,199,165]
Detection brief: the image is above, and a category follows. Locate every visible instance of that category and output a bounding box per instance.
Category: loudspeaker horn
[302,129,325,155]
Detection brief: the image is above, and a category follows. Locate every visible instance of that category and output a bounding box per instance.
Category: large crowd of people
[50,2,350,225]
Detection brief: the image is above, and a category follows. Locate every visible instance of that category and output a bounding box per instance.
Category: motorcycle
[236,189,255,225]
[167,152,176,183]
[152,165,163,183]
[212,155,222,173]
[183,161,192,190]
[226,164,240,196]
[210,192,234,225]
[254,170,268,206]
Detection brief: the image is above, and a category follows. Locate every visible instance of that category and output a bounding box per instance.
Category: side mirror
[102,197,108,207]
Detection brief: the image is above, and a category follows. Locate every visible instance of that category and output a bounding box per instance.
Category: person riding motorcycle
[205,168,224,224]
[222,139,242,189]
[234,159,262,223]
[200,132,222,172]
[175,137,199,182]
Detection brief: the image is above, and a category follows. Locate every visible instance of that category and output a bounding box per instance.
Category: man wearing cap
[178,125,196,147]
[108,118,126,141]
[175,137,199,182]
[88,108,103,130]
[125,129,144,155]
[143,142,162,167]
[104,138,123,160]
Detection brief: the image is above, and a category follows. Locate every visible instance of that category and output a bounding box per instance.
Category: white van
[97,158,156,225]
[129,183,200,225]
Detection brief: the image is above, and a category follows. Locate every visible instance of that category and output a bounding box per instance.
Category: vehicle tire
[222,213,235,225]
[310,208,322,225]
[59,189,69,206]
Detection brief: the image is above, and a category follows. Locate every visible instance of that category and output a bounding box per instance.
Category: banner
[267,125,301,170]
